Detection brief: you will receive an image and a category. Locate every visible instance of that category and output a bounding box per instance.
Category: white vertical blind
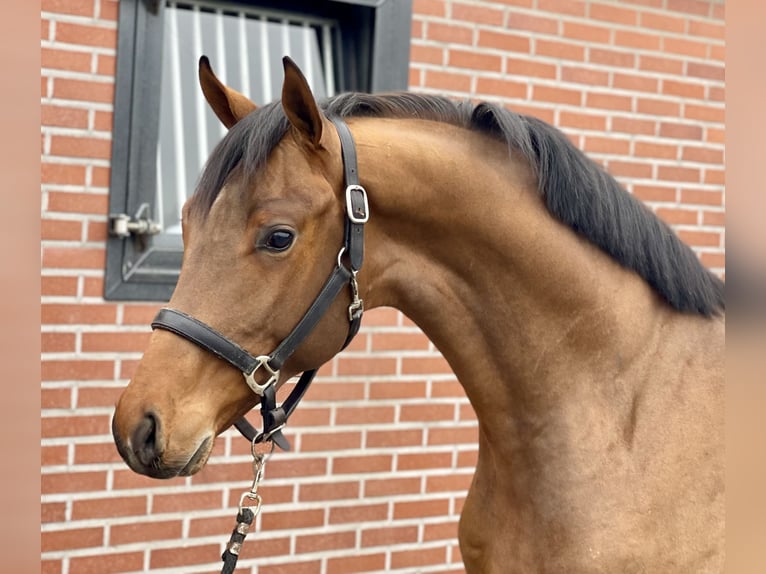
[158,0,338,234]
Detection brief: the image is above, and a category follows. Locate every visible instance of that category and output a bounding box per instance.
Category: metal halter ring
[242,355,280,396]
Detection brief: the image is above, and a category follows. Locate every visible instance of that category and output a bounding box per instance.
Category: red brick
[152,490,223,514]
[663,37,708,58]
[94,110,114,131]
[398,451,453,470]
[333,454,392,474]
[682,146,723,164]
[448,49,502,72]
[505,57,556,80]
[400,356,453,375]
[54,78,114,103]
[639,11,686,32]
[366,428,424,448]
[327,553,387,574]
[392,546,448,569]
[413,0,446,17]
[42,47,92,72]
[706,127,725,144]
[41,218,83,241]
[81,331,151,352]
[42,0,95,16]
[47,191,108,214]
[559,111,607,131]
[74,390,122,415]
[42,444,69,466]
[394,498,451,519]
[704,168,724,185]
[424,520,460,541]
[369,380,427,399]
[608,160,653,179]
[41,360,114,382]
[663,78,706,99]
[561,66,609,86]
[100,0,120,20]
[42,275,78,296]
[667,0,710,17]
[639,54,684,75]
[69,552,144,574]
[111,520,183,545]
[424,70,472,93]
[507,12,558,34]
[701,252,725,268]
[42,303,117,325]
[40,527,104,552]
[452,2,504,25]
[365,476,421,497]
[75,441,123,464]
[296,531,357,554]
[659,122,703,140]
[42,470,106,494]
[702,210,725,226]
[55,22,117,48]
[589,47,635,68]
[86,220,108,242]
[299,480,360,502]
[636,97,681,117]
[687,61,724,82]
[536,39,585,61]
[684,103,724,123]
[634,141,678,160]
[411,43,445,65]
[260,561,322,574]
[615,29,660,50]
[590,2,637,24]
[586,92,632,112]
[426,472,474,492]
[563,21,611,44]
[584,136,630,155]
[150,545,221,569]
[428,426,479,445]
[689,19,724,40]
[42,246,105,270]
[537,0,586,16]
[677,230,721,247]
[301,430,362,452]
[457,449,479,468]
[427,22,473,45]
[613,72,658,93]
[335,405,395,425]
[401,403,456,422]
[41,104,89,129]
[507,103,555,124]
[363,525,419,548]
[478,30,530,53]
[42,502,67,524]
[633,185,677,203]
[533,85,581,106]
[328,502,388,524]
[97,53,116,76]
[50,135,112,159]
[475,77,527,99]
[266,457,328,479]
[72,495,148,520]
[261,508,325,530]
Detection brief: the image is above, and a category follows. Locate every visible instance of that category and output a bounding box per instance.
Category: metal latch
[109,203,162,238]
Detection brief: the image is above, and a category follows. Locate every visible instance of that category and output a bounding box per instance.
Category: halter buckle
[345,185,369,224]
[242,356,279,397]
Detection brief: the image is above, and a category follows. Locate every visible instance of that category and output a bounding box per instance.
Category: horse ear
[198,56,257,129]
[281,56,323,146]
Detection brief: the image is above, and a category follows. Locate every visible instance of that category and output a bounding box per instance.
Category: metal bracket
[109,203,162,238]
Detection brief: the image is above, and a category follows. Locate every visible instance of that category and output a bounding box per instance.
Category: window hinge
[109,203,162,238]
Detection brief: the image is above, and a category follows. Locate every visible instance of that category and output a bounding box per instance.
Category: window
[105,0,413,301]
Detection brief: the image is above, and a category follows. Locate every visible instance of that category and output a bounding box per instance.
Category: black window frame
[105,0,412,301]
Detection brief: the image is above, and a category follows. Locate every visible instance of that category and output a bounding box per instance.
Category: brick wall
[41,0,725,572]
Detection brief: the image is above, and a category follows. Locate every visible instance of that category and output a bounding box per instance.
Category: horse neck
[351,117,673,434]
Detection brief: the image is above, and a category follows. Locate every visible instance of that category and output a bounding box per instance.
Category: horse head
[112,58,358,477]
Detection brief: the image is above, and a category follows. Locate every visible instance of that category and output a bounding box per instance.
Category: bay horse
[112,57,724,573]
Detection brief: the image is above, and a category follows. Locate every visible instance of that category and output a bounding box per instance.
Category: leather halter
[151,118,368,451]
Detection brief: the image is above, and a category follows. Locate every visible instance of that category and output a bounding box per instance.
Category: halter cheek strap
[150,117,367,451]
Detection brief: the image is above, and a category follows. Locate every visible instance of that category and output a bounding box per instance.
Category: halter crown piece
[151,117,367,451]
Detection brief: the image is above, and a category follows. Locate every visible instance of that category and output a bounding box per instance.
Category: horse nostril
[132,412,162,467]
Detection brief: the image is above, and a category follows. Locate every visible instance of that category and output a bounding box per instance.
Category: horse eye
[264,229,294,252]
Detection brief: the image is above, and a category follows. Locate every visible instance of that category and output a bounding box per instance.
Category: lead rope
[221,440,275,573]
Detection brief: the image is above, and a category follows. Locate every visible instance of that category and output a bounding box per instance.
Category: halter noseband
[150,118,367,451]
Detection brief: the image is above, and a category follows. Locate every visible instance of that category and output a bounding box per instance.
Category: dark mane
[191,92,724,317]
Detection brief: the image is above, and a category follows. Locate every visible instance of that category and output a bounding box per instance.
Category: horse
[112,56,725,573]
